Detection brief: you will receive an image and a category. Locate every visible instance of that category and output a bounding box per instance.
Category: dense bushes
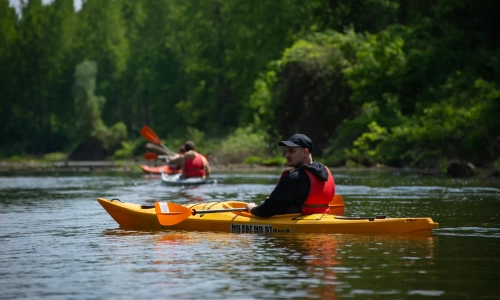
[252,12,500,168]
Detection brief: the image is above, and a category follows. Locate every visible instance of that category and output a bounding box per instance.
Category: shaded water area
[1,169,500,299]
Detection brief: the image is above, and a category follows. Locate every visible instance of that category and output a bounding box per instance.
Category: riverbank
[1,160,498,177]
[0,160,284,173]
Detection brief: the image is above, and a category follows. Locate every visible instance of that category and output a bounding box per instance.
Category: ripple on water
[435,227,500,238]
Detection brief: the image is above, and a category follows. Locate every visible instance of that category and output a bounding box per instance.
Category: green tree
[73,60,127,151]
[162,0,345,135]
[0,0,78,157]
[74,0,129,123]
[0,0,19,156]
[117,0,184,137]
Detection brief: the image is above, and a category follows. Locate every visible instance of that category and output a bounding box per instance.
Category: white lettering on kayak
[230,224,290,234]
[159,202,170,213]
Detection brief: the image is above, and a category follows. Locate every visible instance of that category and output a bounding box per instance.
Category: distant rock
[69,137,112,161]
[447,160,477,177]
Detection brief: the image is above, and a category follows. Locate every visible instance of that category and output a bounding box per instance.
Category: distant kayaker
[178,145,186,154]
[168,141,211,179]
[246,134,335,217]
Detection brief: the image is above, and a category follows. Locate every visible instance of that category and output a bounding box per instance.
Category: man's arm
[250,171,309,217]
[168,154,183,165]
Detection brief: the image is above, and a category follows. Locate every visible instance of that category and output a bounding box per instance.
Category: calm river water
[1,169,499,299]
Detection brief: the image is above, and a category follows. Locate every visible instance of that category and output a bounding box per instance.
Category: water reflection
[141,174,162,181]
[156,232,193,246]
[148,232,439,298]
[101,228,157,237]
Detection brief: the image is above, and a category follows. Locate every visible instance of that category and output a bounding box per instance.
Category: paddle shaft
[145,153,169,160]
[193,208,246,215]
[160,143,176,156]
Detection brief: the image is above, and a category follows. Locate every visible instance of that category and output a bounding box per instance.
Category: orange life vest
[184,154,206,178]
[279,166,335,215]
[302,167,335,215]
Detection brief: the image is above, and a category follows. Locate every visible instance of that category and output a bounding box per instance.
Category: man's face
[284,146,307,168]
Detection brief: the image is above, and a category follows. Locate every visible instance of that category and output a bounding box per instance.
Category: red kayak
[140,164,182,175]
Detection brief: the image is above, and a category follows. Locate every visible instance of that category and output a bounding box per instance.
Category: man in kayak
[168,141,211,179]
[246,134,335,217]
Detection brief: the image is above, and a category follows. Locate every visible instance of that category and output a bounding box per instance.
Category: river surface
[1,169,499,299]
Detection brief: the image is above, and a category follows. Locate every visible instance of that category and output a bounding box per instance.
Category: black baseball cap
[278,134,313,153]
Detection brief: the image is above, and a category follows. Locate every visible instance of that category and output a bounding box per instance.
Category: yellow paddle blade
[155,202,193,226]
[328,194,345,216]
[141,125,162,145]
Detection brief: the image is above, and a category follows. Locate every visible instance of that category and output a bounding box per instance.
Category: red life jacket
[279,166,335,215]
[302,167,335,215]
[184,154,206,178]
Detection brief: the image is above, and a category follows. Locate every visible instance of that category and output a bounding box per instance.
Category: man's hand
[246,203,257,213]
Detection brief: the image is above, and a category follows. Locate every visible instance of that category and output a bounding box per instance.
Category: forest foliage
[0,0,499,170]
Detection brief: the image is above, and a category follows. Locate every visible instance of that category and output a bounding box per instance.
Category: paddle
[155,202,246,226]
[329,194,345,216]
[146,148,210,161]
[140,125,176,156]
[144,152,168,160]
[155,194,345,226]
[145,142,171,155]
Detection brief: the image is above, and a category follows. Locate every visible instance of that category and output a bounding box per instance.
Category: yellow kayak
[97,198,438,234]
